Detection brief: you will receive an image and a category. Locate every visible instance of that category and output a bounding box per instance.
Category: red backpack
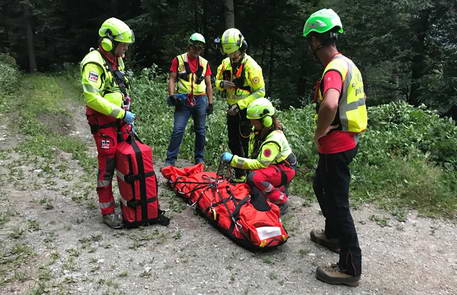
[116,135,169,228]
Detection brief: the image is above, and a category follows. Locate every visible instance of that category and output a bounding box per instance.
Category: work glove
[227,104,240,116]
[207,103,213,115]
[221,152,234,163]
[123,111,136,124]
[167,94,187,106]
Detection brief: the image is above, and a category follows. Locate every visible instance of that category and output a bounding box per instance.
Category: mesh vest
[317,55,367,133]
[176,53,208,95]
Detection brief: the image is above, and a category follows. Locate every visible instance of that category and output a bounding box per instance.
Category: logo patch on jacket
[263,148,272,157]
[252,76,260,84]
[101,139,110,149]
[88,72,99,82]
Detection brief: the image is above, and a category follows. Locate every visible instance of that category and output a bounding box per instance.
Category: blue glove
[123,111,136,124]
[221,152,233,163]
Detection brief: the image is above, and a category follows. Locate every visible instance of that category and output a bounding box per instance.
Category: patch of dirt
[39,112,73,136]
[0,87,456,294]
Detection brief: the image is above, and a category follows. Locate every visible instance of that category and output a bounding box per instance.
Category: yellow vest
[216,54,265,108]
[176,53,208,96]
[317,55,367,133]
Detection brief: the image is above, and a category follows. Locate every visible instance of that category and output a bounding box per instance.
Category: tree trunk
[409,10,429,106]
[268,38,274,96]
[224,0,235,29]
[24,3,37,72]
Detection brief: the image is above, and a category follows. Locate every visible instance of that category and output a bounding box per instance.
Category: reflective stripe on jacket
[176,53,208,96]
[231,130,292,170]
[317,55,367,133]
[80,49,126,119]
[215,54,265,109]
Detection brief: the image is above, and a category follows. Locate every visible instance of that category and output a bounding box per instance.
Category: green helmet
[303,9,343,38]
[247,98,275,120]
[221,28,244,54]
[99,17,135,44]
[189,33,206,45]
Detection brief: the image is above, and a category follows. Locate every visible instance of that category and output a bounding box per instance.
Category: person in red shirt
[303,9,368,287]
[165,33,213,166]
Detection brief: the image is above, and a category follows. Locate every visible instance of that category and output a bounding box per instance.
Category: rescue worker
[80,17,136,229]
[303,9,368,286]
[165,33,213,167]
[215,28,265,182]
[220,98,297,215]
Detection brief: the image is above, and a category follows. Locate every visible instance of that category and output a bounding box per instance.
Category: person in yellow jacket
[80,17,135,229]
[220,98,297,215]
[303,9,367,286]
[215,28,265,181]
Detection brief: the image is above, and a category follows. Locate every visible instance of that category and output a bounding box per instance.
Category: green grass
[1,72,95,173]
[0,61,455,219]
[129,69,457,219]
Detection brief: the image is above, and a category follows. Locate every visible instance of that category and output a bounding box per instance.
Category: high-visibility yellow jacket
[80,49,126,119]
[175,53,209,95]
[317,55,367,133]
[215,54,265,109]
[230,129,293,170]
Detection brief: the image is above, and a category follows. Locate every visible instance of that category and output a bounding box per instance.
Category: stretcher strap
[116,170,155,184]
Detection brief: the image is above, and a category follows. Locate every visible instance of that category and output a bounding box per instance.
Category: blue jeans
[165,95,208,165]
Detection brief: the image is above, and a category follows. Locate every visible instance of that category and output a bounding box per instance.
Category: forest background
[2,0,457,117]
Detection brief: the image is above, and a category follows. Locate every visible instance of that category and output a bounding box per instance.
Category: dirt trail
[0,79,456,295]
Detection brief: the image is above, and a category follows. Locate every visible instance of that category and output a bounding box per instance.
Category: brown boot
[310,229,340,253]
[316,264,360,287]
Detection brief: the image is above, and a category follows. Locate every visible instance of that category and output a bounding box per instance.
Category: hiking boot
[102,213,123,229]
[316,264,360,287]
[310,229,340,253]
[278,202,288,216]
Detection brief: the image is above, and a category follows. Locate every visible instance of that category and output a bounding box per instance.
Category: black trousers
[226,109,251,178]
[313,146,362,276]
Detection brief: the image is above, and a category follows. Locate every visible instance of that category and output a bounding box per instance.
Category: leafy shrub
[129,70,457,217]
[0,54,20,96]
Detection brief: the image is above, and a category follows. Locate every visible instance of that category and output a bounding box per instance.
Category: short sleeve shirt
[170,54,212,76]
[318,69,357,154]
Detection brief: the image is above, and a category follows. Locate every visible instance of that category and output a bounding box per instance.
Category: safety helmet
[189,33,206,45]
[99,17,135,51]
[246,98,276,128]
[303,8,343,38]
[221,28,245,54]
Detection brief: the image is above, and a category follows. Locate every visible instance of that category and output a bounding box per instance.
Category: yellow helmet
[246,98,276,128]
[221,28,245,54]
[98,17,135,51]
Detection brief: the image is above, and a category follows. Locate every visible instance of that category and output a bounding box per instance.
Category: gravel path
[0,91,456,295]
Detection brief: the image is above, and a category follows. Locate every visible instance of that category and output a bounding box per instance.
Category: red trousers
[87,109,129,215]
[246,163,296,205]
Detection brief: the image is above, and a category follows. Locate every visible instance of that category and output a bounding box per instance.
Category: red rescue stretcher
[161,163,288,250]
